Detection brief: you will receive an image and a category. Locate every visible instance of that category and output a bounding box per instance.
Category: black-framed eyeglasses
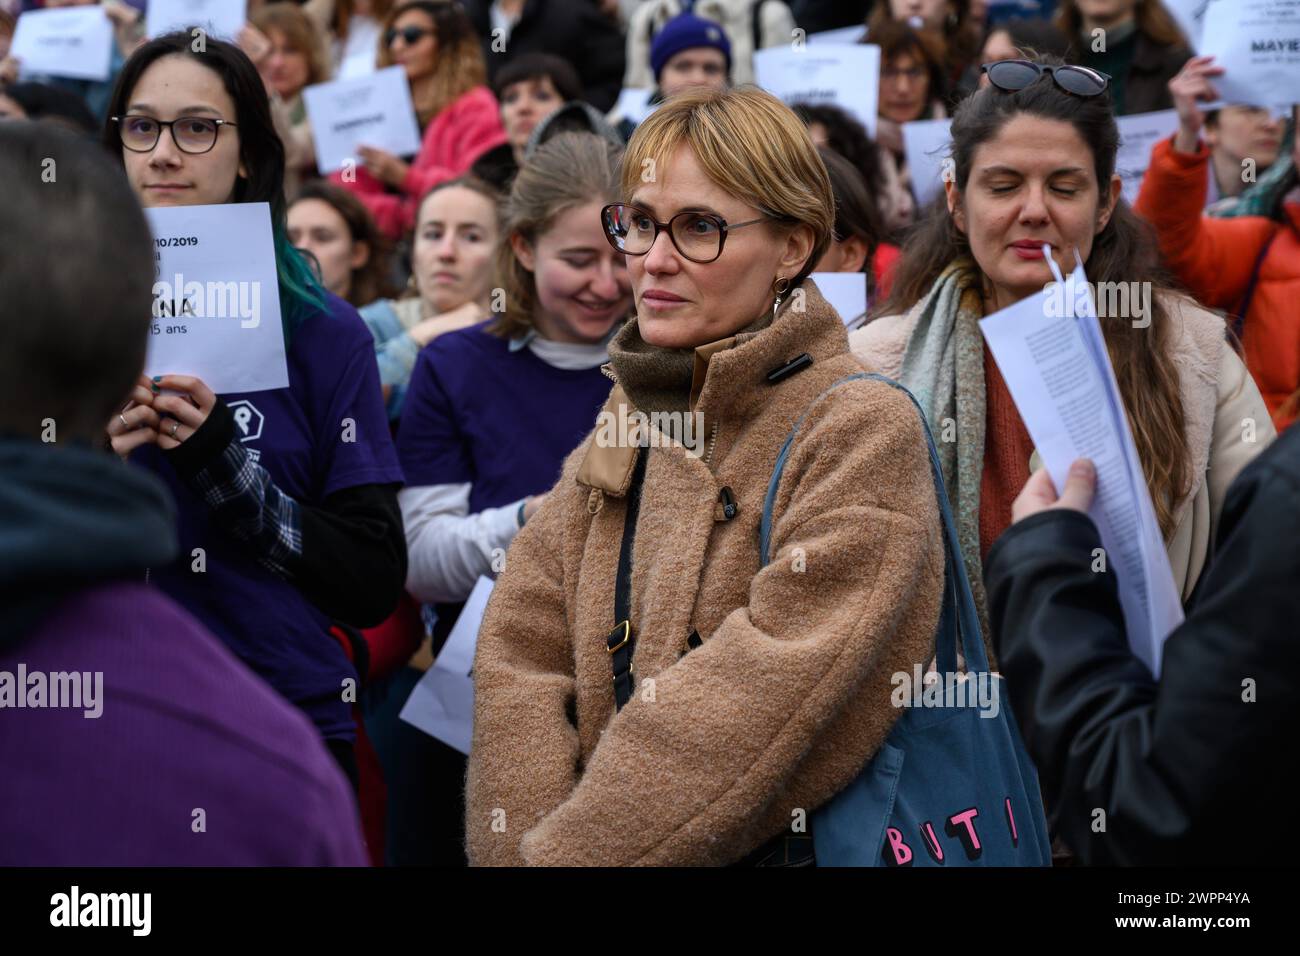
[981,60,1110,98]
[111,115,238,154]
[601,203,770,264]
[385,25,432,47]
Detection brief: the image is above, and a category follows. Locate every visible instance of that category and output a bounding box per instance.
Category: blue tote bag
[760,372,1052,867]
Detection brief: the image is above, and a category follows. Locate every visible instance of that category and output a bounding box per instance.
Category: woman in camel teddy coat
[465,88,946,866]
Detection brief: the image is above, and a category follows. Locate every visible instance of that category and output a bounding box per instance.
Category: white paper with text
[144,203,288,394]
[979,262,1183,675]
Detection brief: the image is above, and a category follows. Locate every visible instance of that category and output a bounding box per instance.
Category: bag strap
[759,372,986,675]
[1231,229,1278,339]
[607,448,649,711]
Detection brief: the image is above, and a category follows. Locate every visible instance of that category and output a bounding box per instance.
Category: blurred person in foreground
[0,120,365,866]
[987,433,1300,865]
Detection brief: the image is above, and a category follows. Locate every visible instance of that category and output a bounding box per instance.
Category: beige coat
[851,295,1276,600]
[465,285,945,866]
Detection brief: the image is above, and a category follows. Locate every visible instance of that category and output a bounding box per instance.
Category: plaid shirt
[189,434,302,579]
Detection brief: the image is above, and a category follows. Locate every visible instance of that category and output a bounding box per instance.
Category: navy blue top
[134,293,404,741]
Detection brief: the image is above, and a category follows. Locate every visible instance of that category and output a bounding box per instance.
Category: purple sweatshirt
[0,582,366,866]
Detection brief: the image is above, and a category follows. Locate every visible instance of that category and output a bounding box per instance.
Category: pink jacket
[335,85,507,238]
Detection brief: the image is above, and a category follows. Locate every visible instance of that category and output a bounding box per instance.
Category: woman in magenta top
[335,0,507,239]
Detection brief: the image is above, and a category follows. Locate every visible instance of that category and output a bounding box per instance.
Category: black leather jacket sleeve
[985,445,1300,865]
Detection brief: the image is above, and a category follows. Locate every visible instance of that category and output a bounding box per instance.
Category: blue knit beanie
[650,13,732,83]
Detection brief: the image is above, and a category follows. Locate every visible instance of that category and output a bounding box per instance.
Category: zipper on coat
[703,422,720,465]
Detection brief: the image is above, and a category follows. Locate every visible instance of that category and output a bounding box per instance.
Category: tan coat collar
[578,280,850,495]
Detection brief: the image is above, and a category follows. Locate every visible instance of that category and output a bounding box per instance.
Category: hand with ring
[106,374,164,458]
[151,374,217,451]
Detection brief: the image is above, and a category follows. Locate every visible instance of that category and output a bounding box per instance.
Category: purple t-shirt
[133,293,404,741]
[0,583,366,865]
[396,323,612,509]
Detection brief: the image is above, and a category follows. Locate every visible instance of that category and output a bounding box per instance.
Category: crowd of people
[1,0,1296,868]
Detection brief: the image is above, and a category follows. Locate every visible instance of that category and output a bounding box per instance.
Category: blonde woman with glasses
[465,86,945,867]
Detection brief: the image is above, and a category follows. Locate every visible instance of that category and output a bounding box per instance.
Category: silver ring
[170,421,181,438]
[118,412,130,430]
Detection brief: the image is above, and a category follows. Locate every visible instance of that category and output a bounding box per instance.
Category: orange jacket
[1135,137,1300,430]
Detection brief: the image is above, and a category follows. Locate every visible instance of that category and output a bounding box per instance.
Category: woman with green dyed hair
[101,33,408,791]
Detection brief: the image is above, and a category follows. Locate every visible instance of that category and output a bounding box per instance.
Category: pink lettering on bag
[883,826,914,866]
[945,807,983,861]
[921,821,944,864]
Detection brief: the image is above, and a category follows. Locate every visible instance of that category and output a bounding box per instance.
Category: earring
[772,275,790,318]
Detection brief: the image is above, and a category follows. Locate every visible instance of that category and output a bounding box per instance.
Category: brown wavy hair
[878,58,1194,538]
[487,132,624,339]
[378,0,487,127]
[291,181,398,308]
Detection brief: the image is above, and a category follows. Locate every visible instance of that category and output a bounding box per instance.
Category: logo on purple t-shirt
[228,400,264,461]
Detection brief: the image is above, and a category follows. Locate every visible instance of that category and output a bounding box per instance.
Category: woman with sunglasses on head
[464,88,946,867]
[852,56,1273,644]
[101,33,408,787]
[335,0,507,240]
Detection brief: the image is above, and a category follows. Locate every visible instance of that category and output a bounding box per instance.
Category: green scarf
[895,258,993,638]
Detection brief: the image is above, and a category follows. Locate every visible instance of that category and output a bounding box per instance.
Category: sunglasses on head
[385,25,431,47]
[981,60,1110,98]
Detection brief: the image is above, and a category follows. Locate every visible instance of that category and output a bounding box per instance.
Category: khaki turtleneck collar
[606,304,776,417]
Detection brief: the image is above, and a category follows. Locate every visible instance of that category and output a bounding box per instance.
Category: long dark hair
[102,32,325,339]
[880,59,1192,537]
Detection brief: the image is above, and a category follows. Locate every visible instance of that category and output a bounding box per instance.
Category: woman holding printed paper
[464,90,946,866]
[852,55,1273,644]
[101,33,407,786]
[334,0,507,239]
[1135,54,1300,431]
[873,20,949,221]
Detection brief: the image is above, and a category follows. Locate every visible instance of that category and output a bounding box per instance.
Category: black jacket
[985,426,1300,865]
[463,0,626,113]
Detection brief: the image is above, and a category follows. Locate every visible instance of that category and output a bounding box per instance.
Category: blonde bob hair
[620,85,835,287]
[487,132,625,340]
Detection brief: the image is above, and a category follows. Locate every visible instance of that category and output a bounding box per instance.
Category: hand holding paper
[979,252,1184,676]
[302,67,422,175]
[1012,460,1098,522]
